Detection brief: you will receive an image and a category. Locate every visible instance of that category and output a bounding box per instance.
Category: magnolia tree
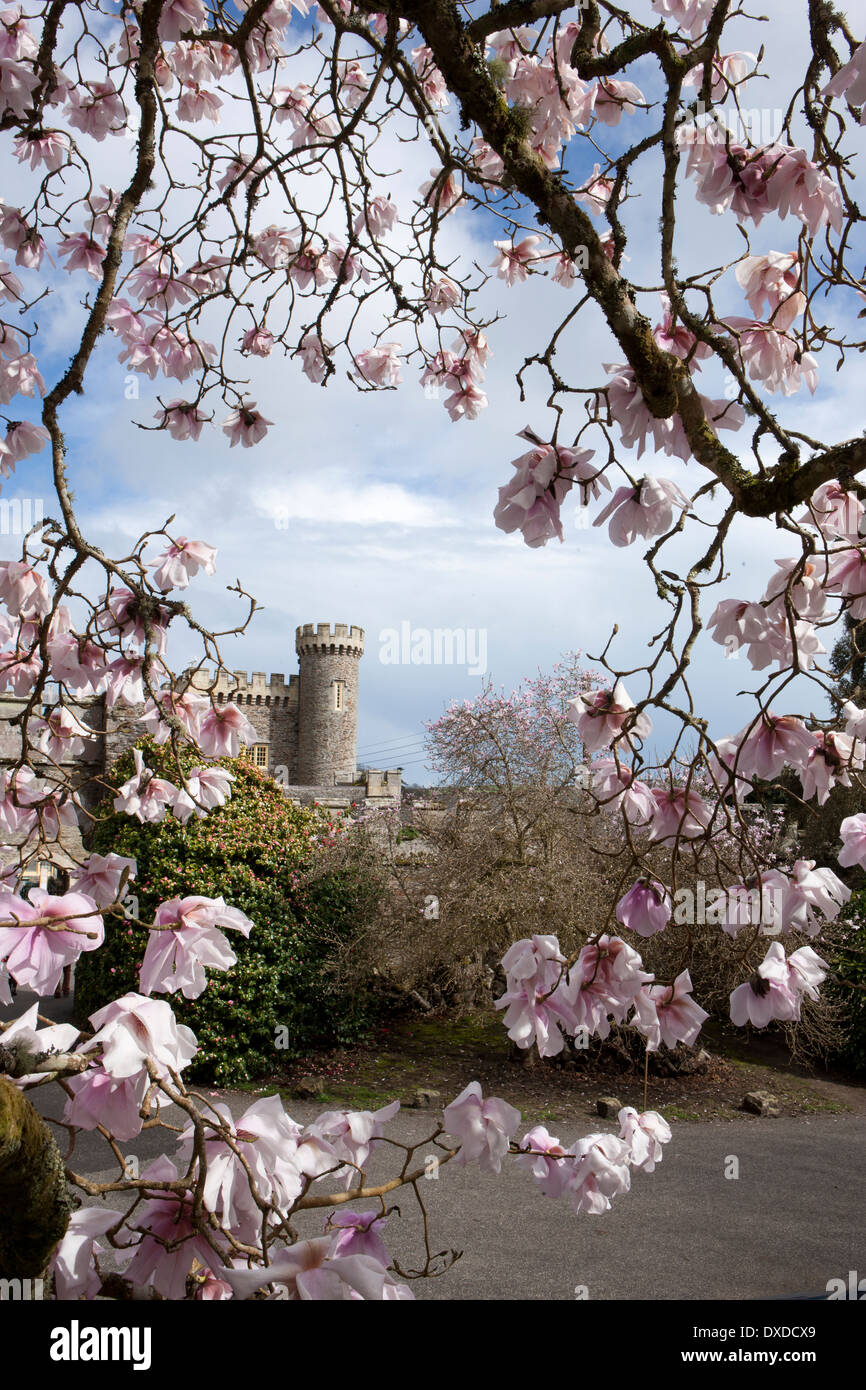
[0,0,865,1299]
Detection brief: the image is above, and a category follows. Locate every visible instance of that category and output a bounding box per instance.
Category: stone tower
[295,622,364,785]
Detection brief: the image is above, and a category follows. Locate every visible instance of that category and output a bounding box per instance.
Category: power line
[357,741,428,760]
[357,734,427,755]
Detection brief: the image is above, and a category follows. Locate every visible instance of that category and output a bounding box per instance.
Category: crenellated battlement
[186,668,299,712]
[295,622,365,656]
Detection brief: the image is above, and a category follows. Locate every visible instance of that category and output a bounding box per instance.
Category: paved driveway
[5,990,864,1301]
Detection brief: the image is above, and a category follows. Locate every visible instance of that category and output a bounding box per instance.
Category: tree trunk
[0,1076,72,1280]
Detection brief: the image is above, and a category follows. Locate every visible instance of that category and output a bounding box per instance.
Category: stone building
[0,620,402,873]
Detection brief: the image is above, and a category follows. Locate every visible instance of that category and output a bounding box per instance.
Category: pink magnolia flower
[0,888,103,996]
[241,325,274,357]
[222,401,273,448]
[140,895,253,999]
[66,81,125,140]
[150,535,217,591]
[138,688,208,744]
[491,236,542,286]
[179,765,235,817]
[354,343,402,388]
[86,992,198,1080]
[565,1132,632,1214]
[799,483,863,541]
[156,400,208,441]
[113,749,178,824]
[764,146,844,237]
[593,78,645,125]
[72,852,137,908]
[618,1107,672,1173]
[785,945,828,1002]
[721,713,817,783]
[616,879,672,938]
[842,699,866,743]
[95,587,169,650]
[839,813,866,870]
[590,758,656,825]
[58,233,106,278]
[175,1096,305,1241]
[576,164,613,216]
[198,702,257,757]
[653,293,713,364]
[104,655,147,708]
[328,1209,390,1265]
[799,730,862,805]
[353,196,397,240]
[725,318,818,396]
[420,167,465,214]
[411,45,448,109]
[515,1125,573,1198]
[593,476,689,547]
[123,1156,222,1300]
[47,633,110,694]
[647,786,712,841]
[566,679,653,754]
[31,704,92,761]
[495,934,574,1056]
[63,1065,153,1142]
[736,251,805,330]
[779,858,850,936]
[762,556,829,624]
[338,59,370,111]
[827,546,866,619]
[604,363,689,461]
[682,51,757,102]
[821,40,866,123]
[158,0,208,41]
[4,419,49,462]
[0,560,50,618]
[49,1208,123,1300]
[0,258,23,304]
[633,970,709,1050]
[443,1081,521,1174]
[308,1100,400,1182]
[176,83,223,123]
[564,934,654,1040]
[14,130,70,171]
[295,332,331,384]
[442,377,488,422]
[651,0,715,37]
[424,277,460,317]
[730,942,801,1027]
[0,1001,80,1084]
[221,1235,393,1301]
[718,874,788,938]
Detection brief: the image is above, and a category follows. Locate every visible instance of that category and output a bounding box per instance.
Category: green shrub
[825,894,866,1073]
[74,741,382,1084]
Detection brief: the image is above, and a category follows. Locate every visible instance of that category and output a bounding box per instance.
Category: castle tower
[295,622,364,785]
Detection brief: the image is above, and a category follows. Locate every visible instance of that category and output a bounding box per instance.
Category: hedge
[73,741,382,1084]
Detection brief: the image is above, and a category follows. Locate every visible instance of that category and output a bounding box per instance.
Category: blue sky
[1,0,864,782]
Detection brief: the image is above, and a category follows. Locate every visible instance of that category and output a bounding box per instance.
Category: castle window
[253,744,269,769]
[334,680,345,711]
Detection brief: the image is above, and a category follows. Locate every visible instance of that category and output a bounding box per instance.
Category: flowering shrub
[74,744,382,1083]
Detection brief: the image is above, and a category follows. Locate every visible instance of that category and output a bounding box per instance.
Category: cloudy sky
[3,0,864,782]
